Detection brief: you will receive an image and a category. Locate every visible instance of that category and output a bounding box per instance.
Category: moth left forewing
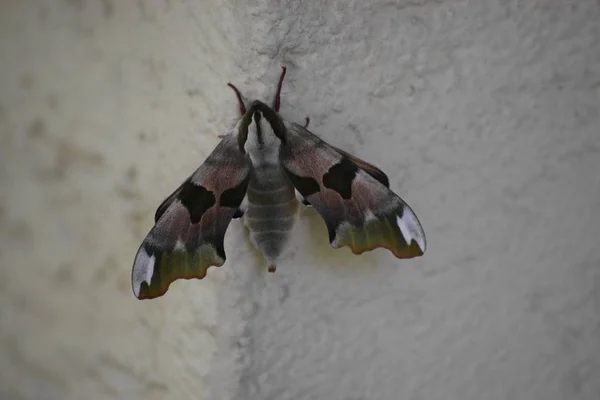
[280,122,426,259]
[132,133,251,300]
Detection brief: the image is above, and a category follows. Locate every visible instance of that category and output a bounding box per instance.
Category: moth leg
[273,66,287,112]
[303,117,310,128]
[268,264,277,273]
[227,82,247,115]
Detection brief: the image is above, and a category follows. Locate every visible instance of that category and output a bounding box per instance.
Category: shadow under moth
[132,67,426,300]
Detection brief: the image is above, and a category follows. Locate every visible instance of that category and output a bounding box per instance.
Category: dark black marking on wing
[220,175,251,208]
[361,167,389,188]
[232,209,244,219]
[331,146,390,188]
[299,196,311,206]
[211,238,226,260]
[179,182,216,224]
[284,170,320,197]
[322,156,358,199]
[326,221,338,243]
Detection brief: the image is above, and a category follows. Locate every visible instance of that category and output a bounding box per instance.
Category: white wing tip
[132,247,156,298]
[396,207,426,253]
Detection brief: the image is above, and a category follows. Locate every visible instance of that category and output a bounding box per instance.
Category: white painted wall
[1,1,599,399]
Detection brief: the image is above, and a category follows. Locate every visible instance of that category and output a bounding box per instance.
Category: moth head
[248,110,284,153]
[236,100,287,152]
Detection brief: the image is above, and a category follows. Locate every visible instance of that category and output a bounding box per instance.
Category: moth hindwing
[132,67,426,300]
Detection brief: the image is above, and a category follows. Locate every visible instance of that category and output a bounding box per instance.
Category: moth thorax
[244,112,281,157]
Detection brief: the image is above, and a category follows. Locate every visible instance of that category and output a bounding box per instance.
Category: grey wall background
[1,1,599,399]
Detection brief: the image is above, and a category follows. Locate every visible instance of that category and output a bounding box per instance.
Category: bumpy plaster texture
[1,1,599,399]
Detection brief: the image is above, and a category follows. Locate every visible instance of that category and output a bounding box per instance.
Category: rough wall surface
[1,1,599,400]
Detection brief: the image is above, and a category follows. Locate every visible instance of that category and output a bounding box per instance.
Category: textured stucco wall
[0,1,244,399]
[1,1,599,400]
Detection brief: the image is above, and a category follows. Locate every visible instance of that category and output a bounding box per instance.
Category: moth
[132,67,426,300]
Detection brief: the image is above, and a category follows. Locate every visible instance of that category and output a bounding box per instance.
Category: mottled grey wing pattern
[279,122,426,258]
[132,133,251,299]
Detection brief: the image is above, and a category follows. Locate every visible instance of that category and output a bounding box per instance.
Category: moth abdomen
[243,163,297,265]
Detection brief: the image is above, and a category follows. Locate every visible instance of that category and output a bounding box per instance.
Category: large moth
[132,67,426,300]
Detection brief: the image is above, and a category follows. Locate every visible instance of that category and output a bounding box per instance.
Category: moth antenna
[227,82,247,115]
[303,117,310,128]
[268,264,277,273]
[273,66,287,112]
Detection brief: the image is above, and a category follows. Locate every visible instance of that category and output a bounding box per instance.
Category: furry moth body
[132,67,426,300]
